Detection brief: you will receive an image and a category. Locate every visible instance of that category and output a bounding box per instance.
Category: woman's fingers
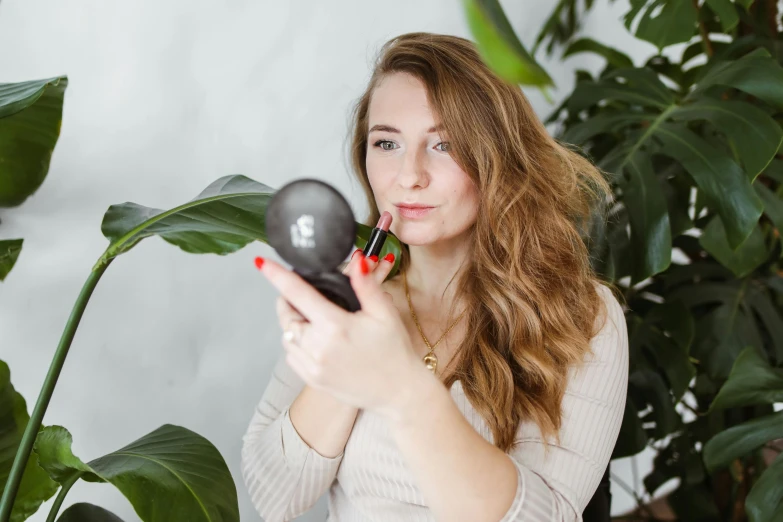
[343,249,396,284]
[373,253,396,284]
[276,295,306,330]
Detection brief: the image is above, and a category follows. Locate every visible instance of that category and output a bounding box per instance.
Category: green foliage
[35,425,239,522]
[468,0,783,518]
[0,77,67,281]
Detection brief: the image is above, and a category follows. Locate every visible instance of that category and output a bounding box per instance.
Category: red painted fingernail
[254,256,265,270]
[384,253,395,263]
[369,255,379,262]
[359,253,369,274]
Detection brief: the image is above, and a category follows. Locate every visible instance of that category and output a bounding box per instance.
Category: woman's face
[365,72,479,247]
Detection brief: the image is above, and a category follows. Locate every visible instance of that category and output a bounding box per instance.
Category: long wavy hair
[344,32,619,452]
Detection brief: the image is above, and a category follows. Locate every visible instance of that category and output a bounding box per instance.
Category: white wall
[0,0,662,520]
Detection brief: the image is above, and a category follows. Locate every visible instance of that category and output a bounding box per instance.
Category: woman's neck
[403,240,471,311]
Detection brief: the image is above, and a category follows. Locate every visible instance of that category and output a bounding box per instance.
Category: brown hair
[345,32,618,451]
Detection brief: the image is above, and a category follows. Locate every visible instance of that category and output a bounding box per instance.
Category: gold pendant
[423,352,438,373]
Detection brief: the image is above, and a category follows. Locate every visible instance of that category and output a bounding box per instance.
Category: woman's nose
[397,147,429,187]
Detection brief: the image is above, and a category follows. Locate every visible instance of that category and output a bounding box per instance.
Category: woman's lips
[395,205,435,218]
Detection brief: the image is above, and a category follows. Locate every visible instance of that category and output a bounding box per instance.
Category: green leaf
[704,0,739,31]
[670,98,783,180]
[562,38,634,69]
[623,151,672,283]
[745,282,783,362]
[653,122,764,249]
[755,181,783,254]
[0,77,67,208]
[669,282,762,379]
[624,0,698,50]
[34,425,239,522]
[0,239,23,282]
[630,368,679,439]
[561,112,652,145]
[709,346,783,411]
[568,67,674,112]
[0,360,59,522]
[57,503,125,522]
[746,453,783,522]
[99,174,403,278]
[462,0,554,87]
[703,410,783,472]
[612,400,648,458]
[699,216,767,278]
[688,48,783,109]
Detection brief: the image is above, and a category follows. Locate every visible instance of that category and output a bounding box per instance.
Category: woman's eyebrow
[368,124,444,134]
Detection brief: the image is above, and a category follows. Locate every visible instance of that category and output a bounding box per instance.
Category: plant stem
[693,0,714,57]
[0,259,113,522]
[45,473,81,522]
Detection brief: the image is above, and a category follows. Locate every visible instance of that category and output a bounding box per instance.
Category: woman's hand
[259,250,426,419]
[274,250,395,333]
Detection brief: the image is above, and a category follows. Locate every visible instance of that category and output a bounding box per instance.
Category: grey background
[1,0,671,520]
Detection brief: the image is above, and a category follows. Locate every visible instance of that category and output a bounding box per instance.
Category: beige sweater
[241,284,628,521]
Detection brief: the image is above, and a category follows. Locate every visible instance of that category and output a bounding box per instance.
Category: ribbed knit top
[241,283,628,521]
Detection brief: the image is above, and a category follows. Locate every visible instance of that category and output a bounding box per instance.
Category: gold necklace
[403,268,466,374]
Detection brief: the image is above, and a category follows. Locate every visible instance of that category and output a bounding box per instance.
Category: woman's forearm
[386,373,519,522]
[289,385,360,458]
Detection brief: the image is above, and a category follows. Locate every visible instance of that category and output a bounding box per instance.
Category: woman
[242,32,628,522]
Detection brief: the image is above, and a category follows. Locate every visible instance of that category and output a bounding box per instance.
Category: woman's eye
[436,142,451,152]
[373,140,397,151]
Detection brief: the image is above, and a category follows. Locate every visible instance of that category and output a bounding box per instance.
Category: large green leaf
[612,400,648,458]
[755,181,783,259]
[745,282,783,361]
[668,282,761,379]
[709,346,783,411]
[670,98,783,180]
[0,77,67,208]
[653,122,764,249]
[0,360,59,522]
[561,112,652,145]
[462,0,554,87]
[562,38,634,69]
[0,239,23,282]
[568,67,675,112]
[99,174,402,278]
[746,453,783,522]
[629,368,679,439]
[624,0,698,50]
[688,48,783,109]
[622,151,672,283]
[703,410,783,472]
[57,503,125,522]
[34,425,239,522]
[699,217,768,277]
[704,0,739,31]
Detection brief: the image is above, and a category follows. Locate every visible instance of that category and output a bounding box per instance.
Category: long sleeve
[241,351,344,522]
[498,283,629,521]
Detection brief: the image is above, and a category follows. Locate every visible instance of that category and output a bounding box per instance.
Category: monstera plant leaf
[704,347,783,522]
[34,425,238,522]
[57,503,125,522]
[462,0,554,89]
[99,174,402,277]
[0,360,59,522]
[0,77,68,208]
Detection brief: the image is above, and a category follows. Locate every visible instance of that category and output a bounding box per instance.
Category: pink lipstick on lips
[361,211,393,260]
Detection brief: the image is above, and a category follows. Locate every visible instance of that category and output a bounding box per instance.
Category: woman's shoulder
[584,281,629,366]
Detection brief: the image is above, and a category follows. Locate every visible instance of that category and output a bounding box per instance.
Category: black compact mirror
[265,178,361,312]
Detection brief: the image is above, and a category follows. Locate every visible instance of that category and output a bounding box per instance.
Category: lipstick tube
[362,211,393,259]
